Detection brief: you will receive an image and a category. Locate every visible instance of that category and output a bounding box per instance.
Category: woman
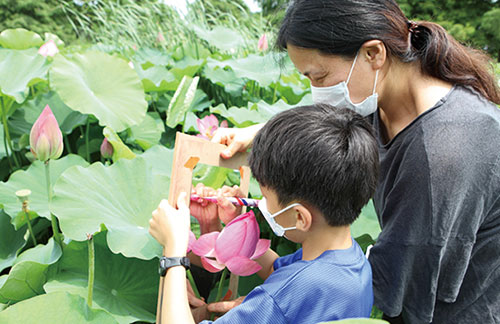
[209,0,500,323]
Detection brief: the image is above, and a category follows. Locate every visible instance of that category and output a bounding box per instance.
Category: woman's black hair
[277,0,500,104]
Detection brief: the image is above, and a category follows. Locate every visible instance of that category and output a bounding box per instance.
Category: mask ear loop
[346,51,359,85]
[271,203,301,218]
[372,69,379,95]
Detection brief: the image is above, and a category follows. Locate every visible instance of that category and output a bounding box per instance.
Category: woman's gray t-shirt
[368,85,500,324]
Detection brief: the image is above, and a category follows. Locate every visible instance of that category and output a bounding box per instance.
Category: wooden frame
[156,132,251,323]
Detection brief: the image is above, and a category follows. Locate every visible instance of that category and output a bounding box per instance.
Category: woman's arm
[255,249,279,280]
[149,193,196,324]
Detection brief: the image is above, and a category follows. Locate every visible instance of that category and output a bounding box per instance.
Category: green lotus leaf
[203,65,246,97]
[22,91,87,135]
[103,127,136,162]
[169,56,204,80]
[0,48,49,103]
[193,26,245,52]
[140,144,174,177]
[127,113,164,150]
[133,47,172,68]
[351,200,381,239]
[44,233,158,324]
[207,54,280,87]
[0,210,26,272]
[13,237,62,267]
[183,111,199,133]
[50,51,147,132]
[0,28,43,50]
[192,164,230,189]
[43,33,65,47]
[135,63,179,92]
[166,75,199,128]
[50,156,168,259]
[190,89,212,113]
[210,103,266,128]
[0,291,118,324]
[0,155,89,228]
[0,237,61,305]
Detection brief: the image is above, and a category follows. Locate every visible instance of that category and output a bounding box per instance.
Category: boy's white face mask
[310,52,379,117]
[258,197,299,237]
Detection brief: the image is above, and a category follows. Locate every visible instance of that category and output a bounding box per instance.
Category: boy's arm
[149,193,195,324]
[255,249,279,280]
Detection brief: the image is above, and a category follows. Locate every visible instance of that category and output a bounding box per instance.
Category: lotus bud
[29,105,63,162]
[100,138,113,159]
[258,34,268,51]
[38,40,59,57]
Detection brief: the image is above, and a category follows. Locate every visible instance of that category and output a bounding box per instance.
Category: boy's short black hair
[249,104,379,226]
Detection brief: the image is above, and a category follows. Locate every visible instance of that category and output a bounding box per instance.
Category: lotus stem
[24,206,37,246]
[85,119,90,162]
[0,96,20,169]
[45,160,63,247]
[87,233,95,308]
[186,269,201,299]
[211,267,228,320]
[16,189,37,246]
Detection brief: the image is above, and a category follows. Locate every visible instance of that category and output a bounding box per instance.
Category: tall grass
[60,0,275,56]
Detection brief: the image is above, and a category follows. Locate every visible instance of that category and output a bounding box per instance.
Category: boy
[149,104,379,323]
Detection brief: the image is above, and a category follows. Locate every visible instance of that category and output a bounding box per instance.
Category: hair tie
[408,20,418,34]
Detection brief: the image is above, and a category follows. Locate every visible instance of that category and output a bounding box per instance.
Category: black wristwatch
[159,256,190,276]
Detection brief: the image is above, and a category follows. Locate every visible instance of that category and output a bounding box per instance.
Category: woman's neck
[377,61,452,141]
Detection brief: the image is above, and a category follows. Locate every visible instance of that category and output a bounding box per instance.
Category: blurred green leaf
[50,51,147,132]
[103,127,136,162]
[0,238,61,304]
[45,232,158,324]
[127,112,164,150]
[166,75,199,128]
[50,157,168,259]
[0,28,43,50]
[0,291,118,324]
[351,200,381,239]
[0,155,89,228]
[0,48,49,103]
[0,210,26,273]
[193,26,245,52]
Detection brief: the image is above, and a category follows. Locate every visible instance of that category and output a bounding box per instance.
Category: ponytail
[409,21,500,104]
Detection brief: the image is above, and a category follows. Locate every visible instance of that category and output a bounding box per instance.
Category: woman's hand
[190,184,244,233]
[149,192,190,256]
[211,123,265,159]
[207,296,245,318]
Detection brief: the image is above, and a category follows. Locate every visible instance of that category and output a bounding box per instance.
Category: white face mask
[310,52,379,116]
[258,197,299,237]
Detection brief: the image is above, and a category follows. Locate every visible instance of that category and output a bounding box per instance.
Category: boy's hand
[149,192,190,256]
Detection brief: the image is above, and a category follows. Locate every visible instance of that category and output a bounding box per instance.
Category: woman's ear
[294,205,313,232]
[361,40,386,70]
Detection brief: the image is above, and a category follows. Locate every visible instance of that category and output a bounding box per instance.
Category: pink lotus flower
[258,34,268,51]
[100,138,113,159]
[156,31,166,44]
[196,114,228,140]
[38,40,59,57]
[29,105,63,162]
[191,211,270,276]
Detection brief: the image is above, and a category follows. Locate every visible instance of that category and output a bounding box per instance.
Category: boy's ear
[294,205,313,232]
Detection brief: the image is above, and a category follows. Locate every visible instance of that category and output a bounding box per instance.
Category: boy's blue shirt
[201,238,373,324]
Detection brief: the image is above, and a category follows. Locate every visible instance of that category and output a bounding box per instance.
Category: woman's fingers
[207,296,245,314]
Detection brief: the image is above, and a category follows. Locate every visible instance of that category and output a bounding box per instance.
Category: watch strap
[159,256,190,276]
